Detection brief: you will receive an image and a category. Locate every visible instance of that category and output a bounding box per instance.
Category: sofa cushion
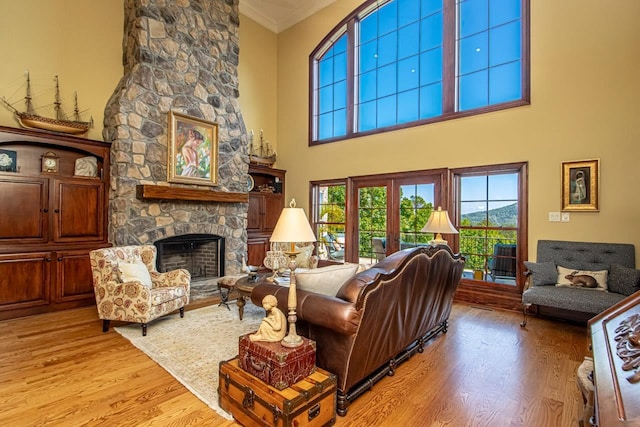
[524,261,557,286]
[118,261,153,288]
[522,286,627,314]
[296,263,359,296]
[556,265,608,291]
[608,263,640,296]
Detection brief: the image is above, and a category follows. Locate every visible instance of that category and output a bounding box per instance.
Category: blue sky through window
[314,0,524,141]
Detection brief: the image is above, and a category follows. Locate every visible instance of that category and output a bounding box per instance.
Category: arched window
[310,0,530,145]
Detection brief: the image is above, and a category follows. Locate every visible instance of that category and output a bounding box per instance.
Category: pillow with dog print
[556,265,608,291]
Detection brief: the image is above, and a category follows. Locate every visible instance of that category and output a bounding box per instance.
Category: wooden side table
[235,274,269,320]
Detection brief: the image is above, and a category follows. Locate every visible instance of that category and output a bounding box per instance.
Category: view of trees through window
[457,172,519,285]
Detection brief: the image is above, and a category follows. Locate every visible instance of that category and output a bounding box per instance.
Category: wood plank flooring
[0,301,589,426]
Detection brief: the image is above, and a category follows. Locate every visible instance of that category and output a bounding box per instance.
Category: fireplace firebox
[154,234,225,281]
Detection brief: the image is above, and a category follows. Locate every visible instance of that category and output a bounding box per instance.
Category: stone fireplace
[102,0,248,275]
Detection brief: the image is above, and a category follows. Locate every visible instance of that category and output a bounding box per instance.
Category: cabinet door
[52,179,105,242]
[263,194,283,232]
[54,249,94,302]
[248,235,270,267]
[247,194,262,232]
[0,176,48,244]
[0,252,50,310]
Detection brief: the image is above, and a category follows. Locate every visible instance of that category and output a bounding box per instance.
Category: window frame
[309,0,530,145]
[451,161,528,292]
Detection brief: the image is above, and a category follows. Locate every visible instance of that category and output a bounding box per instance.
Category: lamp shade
[421,206,458,245]
[270,199,316,243]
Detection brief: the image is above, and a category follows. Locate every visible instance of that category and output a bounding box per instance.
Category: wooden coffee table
[235,274,269,320]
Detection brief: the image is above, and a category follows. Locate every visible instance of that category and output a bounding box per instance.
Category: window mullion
[442,0,457,114]
[347,19,356,135]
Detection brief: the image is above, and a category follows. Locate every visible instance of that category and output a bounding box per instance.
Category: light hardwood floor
[0,301,589,426]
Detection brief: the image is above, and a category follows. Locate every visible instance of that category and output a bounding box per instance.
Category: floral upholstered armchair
[89,245,191,336]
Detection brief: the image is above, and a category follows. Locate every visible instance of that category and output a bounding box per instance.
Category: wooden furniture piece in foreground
[588,292,640,426]
[219,357,336,427]
[0,125,111,320]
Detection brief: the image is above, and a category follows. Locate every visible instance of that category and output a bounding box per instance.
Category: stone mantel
[136,185,248,203]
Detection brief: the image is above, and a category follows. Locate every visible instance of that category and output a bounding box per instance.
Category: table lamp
[270,199,316,348]
[421,206,458,246]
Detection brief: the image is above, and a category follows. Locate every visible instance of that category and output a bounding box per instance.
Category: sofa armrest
[252,283,360,335]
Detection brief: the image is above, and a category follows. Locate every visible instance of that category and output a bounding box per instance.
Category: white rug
[115,303,264,419]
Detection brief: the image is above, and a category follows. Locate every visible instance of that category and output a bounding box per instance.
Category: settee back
[253,245,465,398]
[536,240,635,271]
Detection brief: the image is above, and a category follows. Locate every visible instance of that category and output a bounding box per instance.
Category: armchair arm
[522,270,533,291]
[252,283,360,335]
[150,269,191,288]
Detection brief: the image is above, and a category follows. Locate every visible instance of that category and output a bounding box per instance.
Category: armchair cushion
[296,263,359,296]
[118,261,153,287]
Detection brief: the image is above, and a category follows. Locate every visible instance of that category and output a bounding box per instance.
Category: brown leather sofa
[251,245,465,415]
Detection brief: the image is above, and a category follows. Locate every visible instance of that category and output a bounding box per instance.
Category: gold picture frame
[562,159,599,212]
[167,111,218,186]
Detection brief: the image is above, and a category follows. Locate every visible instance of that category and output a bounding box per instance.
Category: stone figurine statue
[249,294,287,342]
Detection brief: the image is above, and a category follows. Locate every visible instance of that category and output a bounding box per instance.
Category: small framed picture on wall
[561,159,599,212]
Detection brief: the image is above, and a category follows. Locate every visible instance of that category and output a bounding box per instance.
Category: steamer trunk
[219,358,337,427]
[238,333,316,390]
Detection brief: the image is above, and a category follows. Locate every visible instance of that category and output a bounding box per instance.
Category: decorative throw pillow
[118,261,153,288]
[556,265,608,291]
[524,261,557,286]
[296,263,359,297]
[608,264,640,296]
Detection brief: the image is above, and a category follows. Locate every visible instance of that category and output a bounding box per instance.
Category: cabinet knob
[57,257,63,262]
[54,209,60,213]
[43,208,49,213]
[46,258,51,262]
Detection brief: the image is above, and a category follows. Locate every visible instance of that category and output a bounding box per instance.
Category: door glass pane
[399,183,435,247]
[358,186,387,263]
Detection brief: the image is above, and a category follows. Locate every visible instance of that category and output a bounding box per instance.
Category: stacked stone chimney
[102,0,247,274]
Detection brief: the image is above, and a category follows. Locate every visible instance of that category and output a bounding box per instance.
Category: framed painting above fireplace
[167,111,219,186]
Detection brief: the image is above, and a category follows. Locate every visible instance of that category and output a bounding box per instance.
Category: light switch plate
[561,212,570,222]
[549,212,561,222]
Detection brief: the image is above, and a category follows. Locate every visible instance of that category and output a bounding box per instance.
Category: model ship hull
[16,112,91,136]
[249,154,276,166]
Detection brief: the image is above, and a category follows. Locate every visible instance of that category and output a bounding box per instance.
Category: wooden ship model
[1,72,93,137]
[249,129,276,167]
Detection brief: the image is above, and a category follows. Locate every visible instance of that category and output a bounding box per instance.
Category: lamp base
[429,233,449,246]
[281,333,303,348]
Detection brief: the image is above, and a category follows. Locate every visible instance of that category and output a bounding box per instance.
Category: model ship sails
[249,129,276,166]
[1,72,93,136]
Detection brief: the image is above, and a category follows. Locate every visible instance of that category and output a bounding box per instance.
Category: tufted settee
[521,240,639,325]
[251,245,465,415]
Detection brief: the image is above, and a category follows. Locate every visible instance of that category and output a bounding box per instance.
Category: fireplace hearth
[154,234,225,282]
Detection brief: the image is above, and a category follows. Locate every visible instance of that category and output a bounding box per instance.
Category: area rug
[115,303,264,419]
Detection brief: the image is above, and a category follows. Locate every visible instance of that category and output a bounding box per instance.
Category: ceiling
[239,0,337,34]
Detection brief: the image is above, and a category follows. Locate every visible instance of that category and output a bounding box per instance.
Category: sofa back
[536,240,635,270]
[327,245,465,393]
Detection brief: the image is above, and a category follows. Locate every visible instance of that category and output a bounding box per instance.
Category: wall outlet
[548,212,561,222]
[561,212,570,222]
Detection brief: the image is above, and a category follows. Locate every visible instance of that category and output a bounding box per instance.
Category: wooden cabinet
[247,165,285,267]
[0,126,111,320]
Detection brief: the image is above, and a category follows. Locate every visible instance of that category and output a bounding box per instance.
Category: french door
[347,169,448,263]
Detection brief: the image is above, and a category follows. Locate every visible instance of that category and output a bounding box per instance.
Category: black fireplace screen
[154,234,225,280]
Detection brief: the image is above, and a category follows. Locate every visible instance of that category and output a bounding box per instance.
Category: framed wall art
[0,149,17,172]
[562,159,599,212]
[167,111,218,186]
